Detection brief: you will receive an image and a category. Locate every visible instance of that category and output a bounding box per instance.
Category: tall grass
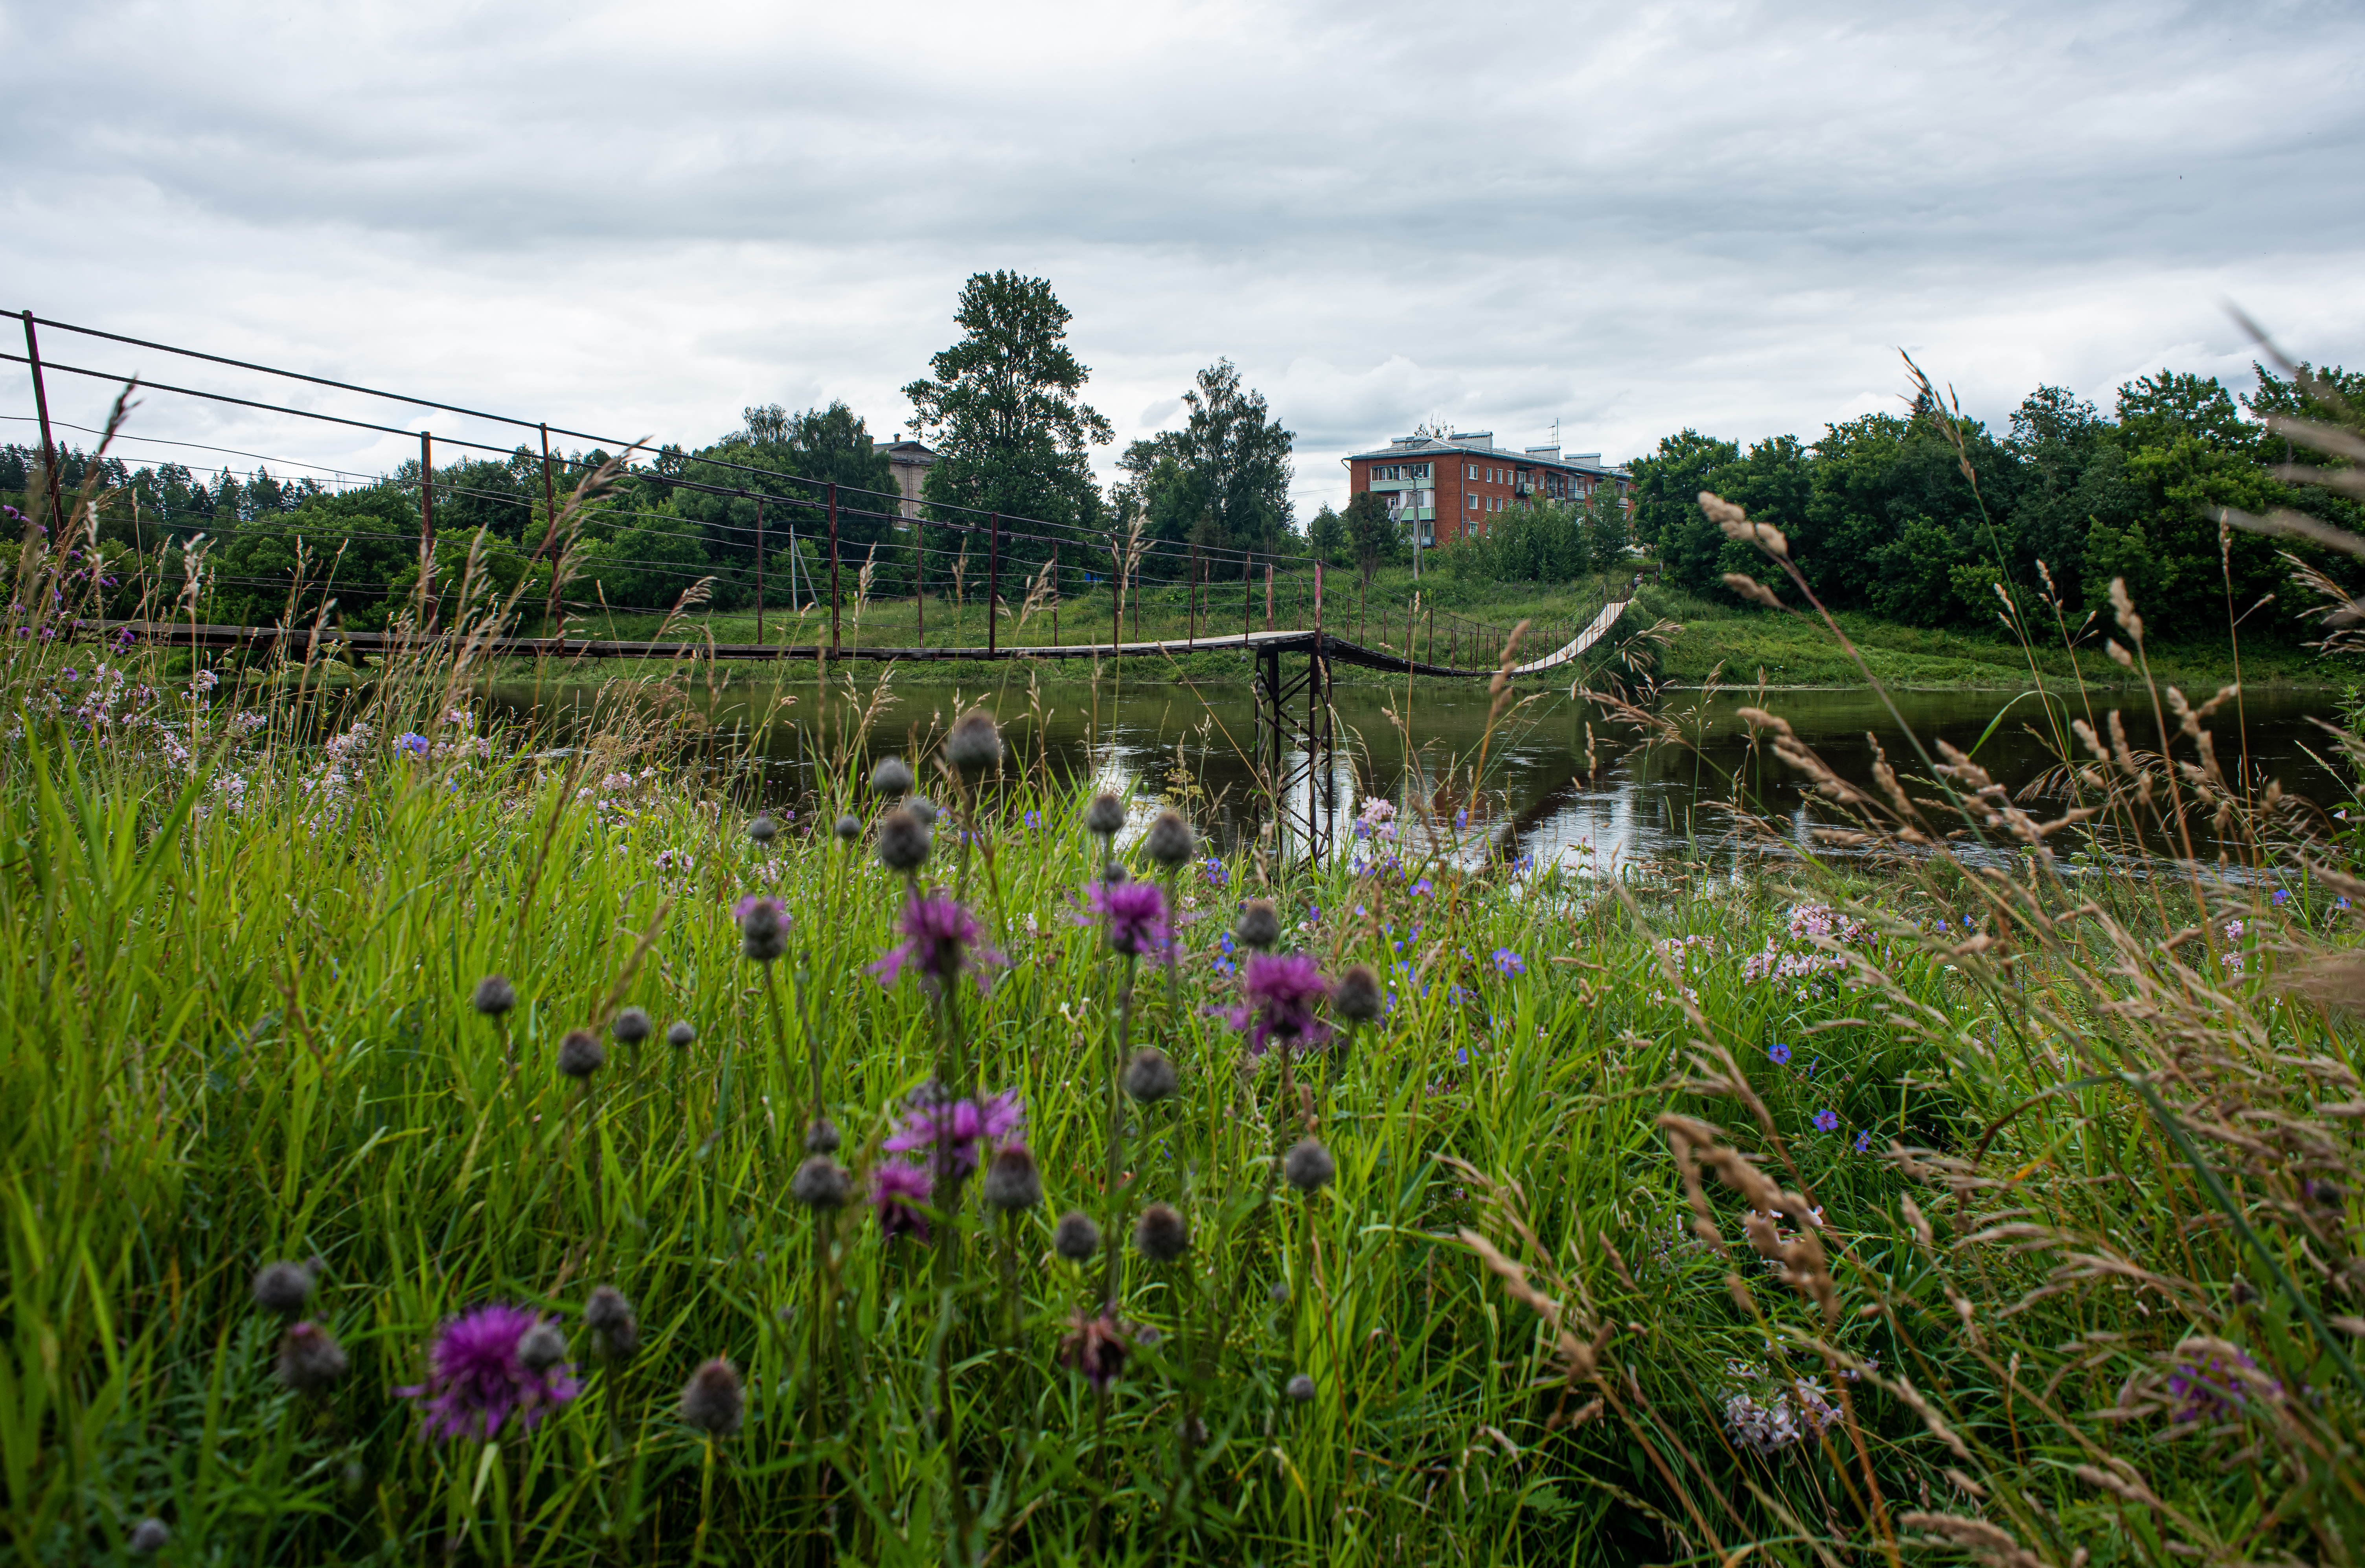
[1,379,2361,1566]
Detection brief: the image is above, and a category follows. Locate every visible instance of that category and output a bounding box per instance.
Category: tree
[1306,503,1350,568]
[1582,489,1628,575]
[904,272,1111,568]
[669,403,900,605]
[1342,491,1401,586]
[1116,359,1296,557]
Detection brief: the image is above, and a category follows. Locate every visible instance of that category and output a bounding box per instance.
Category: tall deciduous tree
[1116,359,1297,558]
[904,272,1111,569]
[1342,490,1401,586]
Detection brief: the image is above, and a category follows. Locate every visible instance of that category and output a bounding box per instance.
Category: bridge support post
[1252,639,1334,875]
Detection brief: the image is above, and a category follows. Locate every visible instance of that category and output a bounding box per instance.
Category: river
[500,669,2353,875]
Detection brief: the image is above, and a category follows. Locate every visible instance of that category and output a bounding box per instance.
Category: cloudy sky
[5,0,2362,517]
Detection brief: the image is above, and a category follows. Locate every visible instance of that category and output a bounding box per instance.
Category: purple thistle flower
[1089,878,1170,957]
[1768,1042,1792,1066]
[870,1161,934,1241]
[397,1304,581,1441]
[882,1083,1024,1179]
[2166,1346,2278,1424]
[1813,1108,1841,1132]
[1228,952,1333,1058]
[870,893,1003,991]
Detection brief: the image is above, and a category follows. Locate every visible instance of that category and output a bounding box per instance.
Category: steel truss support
[1254,640,1336,871]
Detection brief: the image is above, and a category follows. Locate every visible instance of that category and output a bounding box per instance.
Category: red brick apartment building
[1343,432,1630,550]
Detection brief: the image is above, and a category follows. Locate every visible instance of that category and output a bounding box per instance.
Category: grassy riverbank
[7,541,2365,1563]
[515,566,2338,695]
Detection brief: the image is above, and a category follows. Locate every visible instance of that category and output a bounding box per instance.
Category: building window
[1467,494,1479,510]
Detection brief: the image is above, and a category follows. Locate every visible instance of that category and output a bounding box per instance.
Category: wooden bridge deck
[100,601,1630,681]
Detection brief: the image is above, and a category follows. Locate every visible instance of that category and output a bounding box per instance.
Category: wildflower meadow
[4,448,2365,1566]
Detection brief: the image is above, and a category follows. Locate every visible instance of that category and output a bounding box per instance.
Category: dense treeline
[11,276,2357,645]
[0,270,1325,632]
[1630,364,2365,642]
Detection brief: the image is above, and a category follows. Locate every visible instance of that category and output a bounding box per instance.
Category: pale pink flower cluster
[1742,941,1851,996]
[1784,903,1868,945]
[1355,796,1398,841]
[1722,1361,1841,1454]
[1655,934,1716,969]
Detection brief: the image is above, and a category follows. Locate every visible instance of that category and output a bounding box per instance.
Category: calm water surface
[496,669,2349,874]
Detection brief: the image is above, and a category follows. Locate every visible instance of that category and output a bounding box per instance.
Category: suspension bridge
[15,304,1638,853]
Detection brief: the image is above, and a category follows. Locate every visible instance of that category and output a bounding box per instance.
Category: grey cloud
[4,0,2362,516]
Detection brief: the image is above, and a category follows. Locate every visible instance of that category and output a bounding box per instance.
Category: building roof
[1344,433,1627,478]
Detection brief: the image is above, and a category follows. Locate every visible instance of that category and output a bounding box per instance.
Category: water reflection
[493,671,2348,874]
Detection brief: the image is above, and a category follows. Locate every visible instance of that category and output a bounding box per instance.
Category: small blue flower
[1768,1042,1792,1066]
[1455,809,1469,829]
[1854,1129,1873,1153]
[1219,931,1235,955]
[1411,878,1433,897]
[396,732,430,758]
[1813,1108,1840,1132]
[2271,888,2290,906]
[1023,809,1041,829]
[1491,948,1525,978]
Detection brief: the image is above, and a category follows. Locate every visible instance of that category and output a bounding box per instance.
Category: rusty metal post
[1242,554,1251,642]
[1112,533,1122,652]
[537,422,557,551]
[420,431,436,628]
[19,311,67,532]
[1264,560,1274,633]
[755,496,765,641]
[987,511,999,656]
[827,482,840,655]
[1188,544,1197,647]
[1052,543,1060,647]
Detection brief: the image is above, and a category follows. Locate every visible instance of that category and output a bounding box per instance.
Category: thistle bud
[472,973,517,1017]
[791,1155,852,1209]
[252,1259,314,1316]
[585,1286,639,1361]
[1285,1372,1316,1403]
[1133,1202,1188,1263]
[557,1029,605,1080]
[517,1320,569,1373]
[1235,899,1280,950]
[747,814,779,844]
[1085,792,1125,837]
[666,1019,697,1048]
[736,894,789,963]
[876,808,931,872]
[276,1320,349,1394]
[1144,810,1194,868]
[835,813,861,843]
[804,1118,842,1154]
[680,1358,745,1436]
[1101,860,1130,885]
[128,1518,169,1555]
[1332,963,1382,1023]
[869,756,915,797]
[611,1006,652,1046]
[1284,1138,1335,1193]
[982,1144,1043,1212]
[945,708,1003,773]
[907,795,939,825]
[1052,1210,1101,1262]
[1122,1048,1178,1103]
